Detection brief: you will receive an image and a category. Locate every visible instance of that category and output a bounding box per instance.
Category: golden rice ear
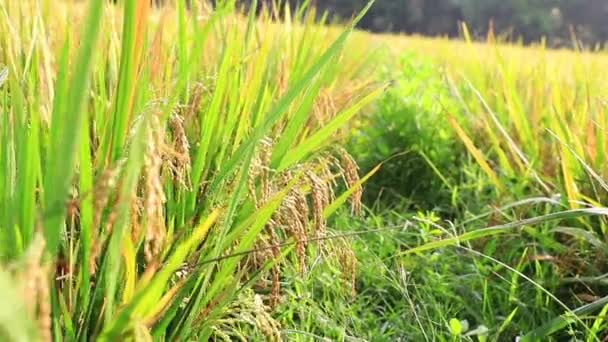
[93,160,125,230]
[184,82,208,121]
[288,188,309,273]
[312,88,338,125]
[337,147,363,215]
[263,221,282,308]
[130,195,144,245]
[215,290,282,341]
[336,237,357,297]
[306,169,330,237]
[168,112,192,189]
[318,156,338,201]
[274,190,308,274]
[248,139,301,305]
[90,159,126,275]
[250,293,282,342]
[269,264,281,308]
[142,114,167,263]
[248,137,275,209]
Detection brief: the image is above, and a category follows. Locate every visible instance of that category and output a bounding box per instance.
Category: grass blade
[43,0,104,256]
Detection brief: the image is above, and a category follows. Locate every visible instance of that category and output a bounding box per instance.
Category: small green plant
[349,53,464,212]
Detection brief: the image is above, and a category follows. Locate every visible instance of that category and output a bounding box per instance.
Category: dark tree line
[244,0,608,47]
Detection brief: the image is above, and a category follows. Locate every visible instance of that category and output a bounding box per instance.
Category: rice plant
[0,0,380,340]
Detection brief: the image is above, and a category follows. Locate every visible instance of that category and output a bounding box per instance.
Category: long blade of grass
[43,0,104,256]
[401,208,608,255]
[522,296,608,341]
[447,114,504,193]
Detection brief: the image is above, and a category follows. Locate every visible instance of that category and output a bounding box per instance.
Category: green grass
[326,29,608,341]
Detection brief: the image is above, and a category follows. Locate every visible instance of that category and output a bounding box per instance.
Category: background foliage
[248,0,608,47]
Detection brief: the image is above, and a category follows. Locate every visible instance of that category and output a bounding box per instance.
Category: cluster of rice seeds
[335,237,358,297]
[263,184,310,306]
[251,137,274,207]
[311,89,337,125]
[211,289,282,342]
[142,114,168,262]
[278,188,309,273]
[333,148,362,214]
[17,233,51,342]
[91,104,192,268]
[267,228,282,307]
[315,151,362,294]
[181,82,209,129]
[129,196,144,249]
[89,160,125,274]
[167,112,192,189]
[92,162,124,229]
[312,83,372,127]
[248,292,282,342]
[246,139,363,307]
[305,168,332,238]
[247,138,283,305]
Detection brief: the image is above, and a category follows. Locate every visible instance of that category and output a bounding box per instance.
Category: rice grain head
[336,148,362,215]
[168,112,192,189]
[142,114,168,262]
[306,169,330,237]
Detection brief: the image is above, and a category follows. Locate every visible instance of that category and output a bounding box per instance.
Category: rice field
[1,0,608,341]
